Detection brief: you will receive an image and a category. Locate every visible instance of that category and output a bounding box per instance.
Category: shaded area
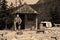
[19,14,25,30]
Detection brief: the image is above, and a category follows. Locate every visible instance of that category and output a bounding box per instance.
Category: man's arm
[19,18,22,24]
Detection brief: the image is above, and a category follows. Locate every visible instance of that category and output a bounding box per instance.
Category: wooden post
[25,14,27,29]
[36,16,38,30]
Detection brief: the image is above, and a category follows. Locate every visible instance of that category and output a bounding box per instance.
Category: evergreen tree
[0,0,8,17]
[1,0,8,11]
[0,0,8,29]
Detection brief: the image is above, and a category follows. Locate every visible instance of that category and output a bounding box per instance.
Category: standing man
[14,14,22,31]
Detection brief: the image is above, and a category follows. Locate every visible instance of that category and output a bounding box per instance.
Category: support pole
[36,16,38,30]
[25,14,27,29]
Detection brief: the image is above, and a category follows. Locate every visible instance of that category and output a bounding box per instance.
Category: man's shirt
[14,17,22,24]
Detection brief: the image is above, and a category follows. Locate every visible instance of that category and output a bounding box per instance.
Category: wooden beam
[36,16,38,30]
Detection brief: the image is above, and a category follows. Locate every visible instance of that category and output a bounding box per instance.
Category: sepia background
[0,0,60,29]
[0,0,60,40]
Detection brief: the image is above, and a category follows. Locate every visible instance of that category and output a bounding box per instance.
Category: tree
[0,0,8,29]
[1,0,8,11]
[10,2,14,8]
[0,0,8,16]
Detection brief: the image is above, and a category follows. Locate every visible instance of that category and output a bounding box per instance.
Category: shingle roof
[12,4,38,14]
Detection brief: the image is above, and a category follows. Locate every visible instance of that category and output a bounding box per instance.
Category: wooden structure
[12,4,39,30]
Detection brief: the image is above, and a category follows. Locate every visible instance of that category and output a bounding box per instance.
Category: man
[14,14,22,30]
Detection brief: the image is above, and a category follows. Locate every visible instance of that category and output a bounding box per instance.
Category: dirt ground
[0,27,60,40]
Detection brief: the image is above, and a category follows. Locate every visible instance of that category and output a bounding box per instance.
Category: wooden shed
[12,4,39,30]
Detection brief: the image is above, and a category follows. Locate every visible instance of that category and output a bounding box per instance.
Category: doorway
[19,14,25,30]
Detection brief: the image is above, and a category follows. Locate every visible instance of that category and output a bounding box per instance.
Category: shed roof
[12,4,38,14]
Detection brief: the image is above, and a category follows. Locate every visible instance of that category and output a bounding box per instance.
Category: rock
[16,31,23,35]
